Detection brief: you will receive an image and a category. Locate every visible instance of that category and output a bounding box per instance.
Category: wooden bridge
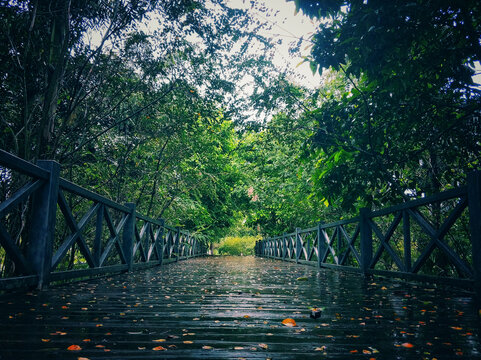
[1,256,480,359]
[1,150,481,359]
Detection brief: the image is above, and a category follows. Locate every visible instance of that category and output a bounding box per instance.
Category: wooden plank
[26,160,60,289]
[52,194,98,270]
[0,275,38,290]
[0,222,33,275]
[467,171,481,301]
[53,191,96,270]
[0,179,43,218]
[0,150,49,179]
[369,214,404,271]
[59,178,129,213]
[370,186,467,218]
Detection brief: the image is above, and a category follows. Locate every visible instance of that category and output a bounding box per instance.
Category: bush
[217,235,261,256]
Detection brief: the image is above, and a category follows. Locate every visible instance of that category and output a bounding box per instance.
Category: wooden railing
[0,150,207,290]
[256,171,481,295]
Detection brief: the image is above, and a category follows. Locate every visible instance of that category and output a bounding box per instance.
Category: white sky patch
[225,0,321,88]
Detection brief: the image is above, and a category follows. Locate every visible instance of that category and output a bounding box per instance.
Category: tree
[291,0,481,211]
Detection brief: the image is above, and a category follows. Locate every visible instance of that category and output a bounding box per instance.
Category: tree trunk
[37,0,71,159]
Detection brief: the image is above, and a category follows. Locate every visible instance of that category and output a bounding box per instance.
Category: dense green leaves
[292,0,481,213]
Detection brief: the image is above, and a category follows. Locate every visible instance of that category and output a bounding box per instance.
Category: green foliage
[217,235,261,256]
[292,0,481,213]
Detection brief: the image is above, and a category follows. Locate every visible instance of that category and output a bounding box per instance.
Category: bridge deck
[0,256,479,359]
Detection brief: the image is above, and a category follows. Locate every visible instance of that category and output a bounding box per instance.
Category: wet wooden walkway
[0,256,480,359]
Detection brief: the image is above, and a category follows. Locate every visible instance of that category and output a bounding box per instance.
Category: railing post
[296,228,300,264]
[317,222,323,268]
[282,233,287,259]
[403,210,412,272]
[122,203,135,272]
[468,171,481,304]
[360,207,372,275]
[158,218,165,265]
[176,227,180,262]
[93,204,104,267]
[27,160,60,290]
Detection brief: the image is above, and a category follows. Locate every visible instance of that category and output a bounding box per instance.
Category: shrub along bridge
[1,149,481,359]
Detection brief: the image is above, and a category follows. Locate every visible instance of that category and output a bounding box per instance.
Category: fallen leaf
[138,347,146,350]
[234,346,244,350]
[202,346,213,350]
[258,343,268,350]
[243,315,250,319]
[153,339,166,342]
[153,346,167,351]
[296,276,308,281]
[401,343,414,348]
[78,357,90,360]
[183,341,193,344]
[82,339,91,342]
[281,318,297,327]
[67,345,82,351]
[315,346,326,351]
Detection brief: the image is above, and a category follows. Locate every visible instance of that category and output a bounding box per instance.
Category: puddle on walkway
[0,256,480,359]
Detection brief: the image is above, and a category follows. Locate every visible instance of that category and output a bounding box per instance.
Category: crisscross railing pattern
[0,150,207,290]
[256,172,481,293]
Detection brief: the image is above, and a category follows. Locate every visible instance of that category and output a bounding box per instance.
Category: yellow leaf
[153,339,166,342]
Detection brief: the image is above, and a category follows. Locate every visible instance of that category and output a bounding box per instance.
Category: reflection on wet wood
[0,256,479,359]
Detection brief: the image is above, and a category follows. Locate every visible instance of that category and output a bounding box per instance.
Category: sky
[225,0,322,88]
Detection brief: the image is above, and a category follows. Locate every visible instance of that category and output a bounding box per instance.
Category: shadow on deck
[0,256,480,359]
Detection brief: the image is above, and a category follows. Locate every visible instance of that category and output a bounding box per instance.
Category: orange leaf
[243,315,250,319]
[95,345,105,348]
[350,350,359,353]
[281,318,297,327]
[77,357,90,360]
[451,326,463,330]
[153,346,167,351]
[67,345,82,351]
[82,339,91,342]
[41,339,50,342]
[401,343,414,348]
[183,340,194,344]
[202,346,213,350]
[153,339,166,342]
